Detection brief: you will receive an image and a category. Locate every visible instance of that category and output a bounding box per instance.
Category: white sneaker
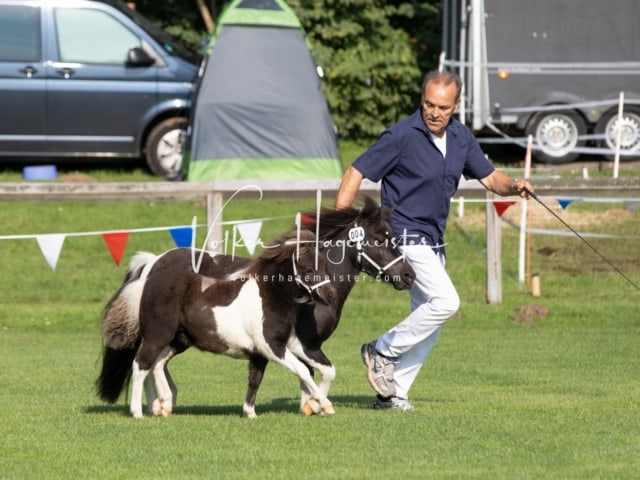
[373,395,415,411]
[361,341,396,398]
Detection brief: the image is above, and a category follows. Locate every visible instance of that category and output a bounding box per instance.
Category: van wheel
[525,110,586,164]
[145,117,187,177]
[594,106,640,161]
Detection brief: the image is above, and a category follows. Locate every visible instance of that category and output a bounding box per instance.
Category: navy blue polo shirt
[352,109,495,252]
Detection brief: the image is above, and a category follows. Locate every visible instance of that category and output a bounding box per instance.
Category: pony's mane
[301,195,383,240]
[252,229,317,268]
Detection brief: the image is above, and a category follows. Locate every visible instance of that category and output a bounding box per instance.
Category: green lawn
[0,191,638,479]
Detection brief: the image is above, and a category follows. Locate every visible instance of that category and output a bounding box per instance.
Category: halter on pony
[349,224,405,280]
[291,254,332,295]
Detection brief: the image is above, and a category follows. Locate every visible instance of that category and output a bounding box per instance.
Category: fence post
[206,191,224,252]
[485,191,502,304]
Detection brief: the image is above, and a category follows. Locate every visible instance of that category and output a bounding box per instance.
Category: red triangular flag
[102,231,130,266]
[493,201,516,217]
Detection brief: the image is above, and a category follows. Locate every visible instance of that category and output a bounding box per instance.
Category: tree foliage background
[131,0,443,139]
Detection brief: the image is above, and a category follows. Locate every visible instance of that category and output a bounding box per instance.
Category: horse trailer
[440,0,640,163]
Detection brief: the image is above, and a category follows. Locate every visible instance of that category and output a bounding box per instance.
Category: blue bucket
[23,165,58,181]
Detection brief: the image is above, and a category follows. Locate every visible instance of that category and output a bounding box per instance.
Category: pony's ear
[294,229,317,255]
[361,195,378,212]
[380,205,393,223]
[360,195,392,223]
[358,195,377,220]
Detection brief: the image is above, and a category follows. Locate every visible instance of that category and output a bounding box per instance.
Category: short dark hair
[421,70,462,102]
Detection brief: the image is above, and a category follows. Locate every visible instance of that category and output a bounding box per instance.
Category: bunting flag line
[1,200,636,272]
[36,234,66,271]
[493,201,516,217]
[502,217,640,239]
[102,231,130,266]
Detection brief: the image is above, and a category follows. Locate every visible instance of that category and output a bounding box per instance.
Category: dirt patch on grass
[59,173,98,182]
[513,304,549,324]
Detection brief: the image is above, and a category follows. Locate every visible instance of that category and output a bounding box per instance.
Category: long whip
[524,187,640,292]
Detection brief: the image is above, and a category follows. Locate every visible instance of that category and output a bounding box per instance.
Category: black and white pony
[96,196,415,417]
[97,229,337,418]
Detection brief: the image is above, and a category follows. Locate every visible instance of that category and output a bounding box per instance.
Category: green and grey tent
[184,0,343,181]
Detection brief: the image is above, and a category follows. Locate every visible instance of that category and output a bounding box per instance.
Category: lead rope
[525,187,640,292]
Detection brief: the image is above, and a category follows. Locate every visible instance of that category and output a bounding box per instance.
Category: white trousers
[375,244,460,399]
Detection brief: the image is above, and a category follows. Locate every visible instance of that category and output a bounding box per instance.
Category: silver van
[0,0,201,176]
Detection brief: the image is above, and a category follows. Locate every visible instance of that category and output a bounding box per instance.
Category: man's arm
[479,169,533,198]
[335,166,365,209]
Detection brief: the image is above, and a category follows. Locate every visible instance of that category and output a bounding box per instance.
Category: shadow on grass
[84,394,396,417]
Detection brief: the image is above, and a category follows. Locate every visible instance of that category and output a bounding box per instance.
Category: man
[336,70,533,410]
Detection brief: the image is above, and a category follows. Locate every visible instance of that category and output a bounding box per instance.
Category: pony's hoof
[302,402,315,416]
[321,404,335,415]
[151,400,163,416]
[302,399,321,416]
[242,402,258,418]
[244,411,258,419]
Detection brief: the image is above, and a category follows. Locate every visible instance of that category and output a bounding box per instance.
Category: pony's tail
[96,341,141,403]
[101,252,156,350]
[96,252,157,403]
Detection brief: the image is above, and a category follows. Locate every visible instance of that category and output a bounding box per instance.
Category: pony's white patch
[210,278,263,357]
[199,276,217,293]
[121,279,145,330]
[129,251,159,279]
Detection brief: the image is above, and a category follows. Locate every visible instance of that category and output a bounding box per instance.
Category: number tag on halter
[348,226,365,243]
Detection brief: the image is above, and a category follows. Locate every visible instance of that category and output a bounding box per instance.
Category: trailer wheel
[525,110,586,164]
[594,106,640,161]
[145,117,187,177]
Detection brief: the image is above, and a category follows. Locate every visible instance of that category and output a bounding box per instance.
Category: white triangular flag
[236,221,263,255]
[36,234,66,271]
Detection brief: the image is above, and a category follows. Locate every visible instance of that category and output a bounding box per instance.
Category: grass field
[0,157,639,479]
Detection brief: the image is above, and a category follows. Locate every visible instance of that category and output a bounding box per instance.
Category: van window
[54,8,141,64]
[0,5,41,62]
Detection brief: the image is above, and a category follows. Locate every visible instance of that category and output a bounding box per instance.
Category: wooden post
[531,273,541,297]
[486,192,502,304]
[206,192,224,252]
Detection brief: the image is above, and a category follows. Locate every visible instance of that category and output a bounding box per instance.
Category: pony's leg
[293,350,336,415]
[130,359,151,418]
[299,372,316,416]
[143,374,159,415]
[269,349,334,415]
[132,338,173,418]
[243,355,268,418]
[151,346,176,416]
[164,364,178,407]
[142,350,180,416]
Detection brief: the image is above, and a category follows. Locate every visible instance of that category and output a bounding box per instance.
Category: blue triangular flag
[625,200,640,213]
[169,226,194,247]
[556,197,581,209]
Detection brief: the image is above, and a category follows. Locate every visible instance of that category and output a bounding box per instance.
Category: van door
[46,5,158,156]
[0,4,47,154]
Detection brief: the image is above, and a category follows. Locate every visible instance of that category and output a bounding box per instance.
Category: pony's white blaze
[210,278,264,358]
